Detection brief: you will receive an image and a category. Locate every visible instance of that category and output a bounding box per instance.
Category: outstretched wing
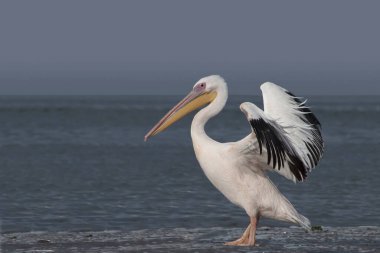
[239,82,324,182]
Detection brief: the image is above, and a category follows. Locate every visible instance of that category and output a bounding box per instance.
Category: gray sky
[0,1,379,95]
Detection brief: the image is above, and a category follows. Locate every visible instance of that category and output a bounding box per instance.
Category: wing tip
[260,82,287,93]
[260,82,275,90]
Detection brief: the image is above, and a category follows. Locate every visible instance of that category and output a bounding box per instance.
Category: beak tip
[144,132,152,142]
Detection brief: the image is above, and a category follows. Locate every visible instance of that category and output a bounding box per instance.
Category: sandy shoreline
[2,226,379,253]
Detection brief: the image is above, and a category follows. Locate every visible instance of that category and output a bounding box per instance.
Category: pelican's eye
[194,82,206,92]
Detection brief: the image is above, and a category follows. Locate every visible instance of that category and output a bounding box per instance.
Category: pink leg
[224,216,259,246]
[246,216,258,246]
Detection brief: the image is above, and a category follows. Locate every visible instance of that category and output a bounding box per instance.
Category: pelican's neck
[191,86,228,144]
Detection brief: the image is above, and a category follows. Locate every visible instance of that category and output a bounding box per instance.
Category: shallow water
[0,95,379,233]
[2,226,380,253]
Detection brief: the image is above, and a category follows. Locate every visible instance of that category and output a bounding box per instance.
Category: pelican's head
[144,75,225,141]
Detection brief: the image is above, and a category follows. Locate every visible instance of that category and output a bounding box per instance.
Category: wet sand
[2,226,379,253]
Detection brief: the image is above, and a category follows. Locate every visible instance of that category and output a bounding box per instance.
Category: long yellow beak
[144,90,217,141]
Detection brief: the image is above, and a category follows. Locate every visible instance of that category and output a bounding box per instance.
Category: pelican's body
[145,75,324,246]
[194,139,302,223]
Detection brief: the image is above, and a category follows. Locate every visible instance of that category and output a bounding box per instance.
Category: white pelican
[144,75,324,246]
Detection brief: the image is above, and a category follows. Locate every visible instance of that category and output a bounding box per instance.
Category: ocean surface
[0,95,379,233]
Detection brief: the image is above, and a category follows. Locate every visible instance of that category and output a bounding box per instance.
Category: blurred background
[0,1,379,232]
[1,0,380,95]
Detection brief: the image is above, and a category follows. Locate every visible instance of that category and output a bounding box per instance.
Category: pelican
[144,75,324,246]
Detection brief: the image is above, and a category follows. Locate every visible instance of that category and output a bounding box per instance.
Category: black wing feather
[250,118,307,181]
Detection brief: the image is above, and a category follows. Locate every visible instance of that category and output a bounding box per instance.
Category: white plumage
[145,75,324,246]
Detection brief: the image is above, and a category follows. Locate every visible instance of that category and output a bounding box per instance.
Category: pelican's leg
[246,216,259,246]
[224,223,251,246]
[224,216,259,246]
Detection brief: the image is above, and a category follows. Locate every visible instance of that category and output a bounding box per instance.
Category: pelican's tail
[294,213,311,231]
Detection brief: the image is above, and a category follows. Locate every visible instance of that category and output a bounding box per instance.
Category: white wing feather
[261,82,323,170]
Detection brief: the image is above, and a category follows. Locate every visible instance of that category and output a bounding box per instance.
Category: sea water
[0,95,379,233]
